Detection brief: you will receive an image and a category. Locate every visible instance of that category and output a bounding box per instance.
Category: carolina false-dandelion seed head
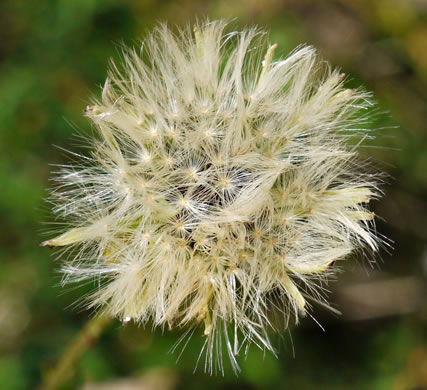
[43,20,383,372]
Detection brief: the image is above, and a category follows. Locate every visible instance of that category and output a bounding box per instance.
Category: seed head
[43,20,383,373]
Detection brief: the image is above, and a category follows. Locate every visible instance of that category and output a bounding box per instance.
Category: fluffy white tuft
[44,20,383,373]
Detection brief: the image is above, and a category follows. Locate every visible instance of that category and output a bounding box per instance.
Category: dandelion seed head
[43,20,384,373]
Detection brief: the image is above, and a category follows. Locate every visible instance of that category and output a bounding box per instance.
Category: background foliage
[0,1,426,389]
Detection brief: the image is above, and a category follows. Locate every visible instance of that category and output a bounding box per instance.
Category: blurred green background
[1,0,426,389]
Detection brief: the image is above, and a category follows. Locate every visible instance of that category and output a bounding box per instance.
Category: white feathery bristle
[44,20,384,373]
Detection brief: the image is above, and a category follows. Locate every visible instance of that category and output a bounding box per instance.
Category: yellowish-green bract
[44,20,381,373]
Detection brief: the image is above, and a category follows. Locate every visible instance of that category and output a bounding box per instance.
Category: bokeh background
[1,1,426,389]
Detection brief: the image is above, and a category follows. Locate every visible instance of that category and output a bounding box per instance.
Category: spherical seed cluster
[44,21,382,372]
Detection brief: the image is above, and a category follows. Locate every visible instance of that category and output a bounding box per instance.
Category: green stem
[39,312,114,390]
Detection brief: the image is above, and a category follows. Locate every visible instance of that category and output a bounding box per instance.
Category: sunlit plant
[43,20,382,373]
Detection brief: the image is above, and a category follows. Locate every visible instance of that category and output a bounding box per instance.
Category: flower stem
[39,312,114,390]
